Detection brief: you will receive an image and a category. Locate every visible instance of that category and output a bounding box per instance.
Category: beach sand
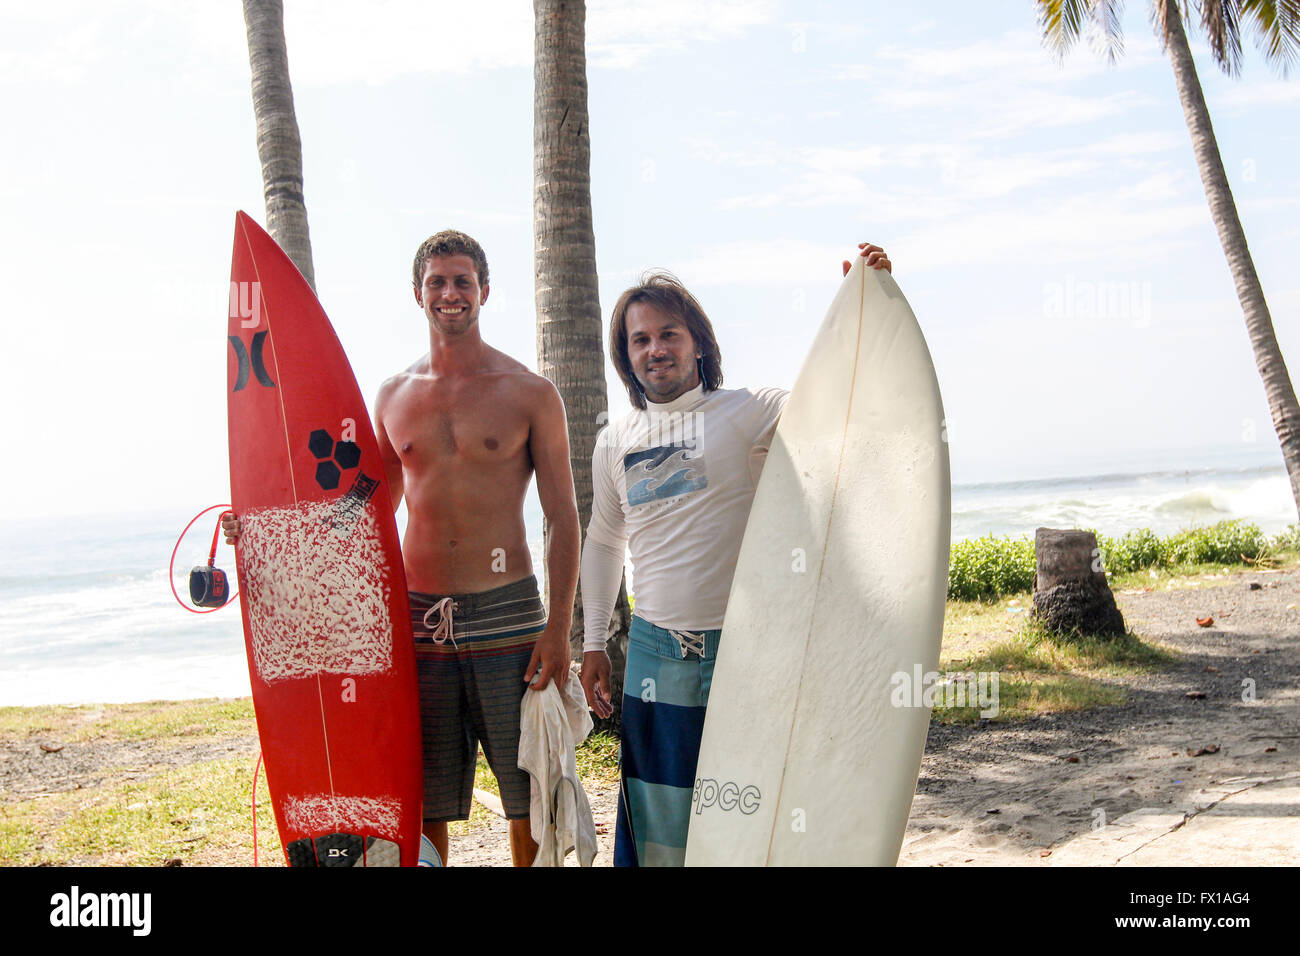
[452,567,1300,866]
[902,567,1300,866]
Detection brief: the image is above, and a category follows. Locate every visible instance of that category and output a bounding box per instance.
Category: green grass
[0,706,622,865]
[929,673,1126,725]
[951,622,1175,673]
[1108,562,1276,592]
[933,541,1299,724]
[89,699,257,742]
[931,603,1177,724]
[0,698,266,865]
[0,814,38,865]
[0,751,275,867]
[0,699,256,744]
[576,731,620,784]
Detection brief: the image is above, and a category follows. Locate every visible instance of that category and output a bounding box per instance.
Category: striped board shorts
[410,575,547,823]
[615,614,722,867]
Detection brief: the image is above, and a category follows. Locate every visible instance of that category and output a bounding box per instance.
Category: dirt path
[901,568,1300,865]
[1,735,259,805]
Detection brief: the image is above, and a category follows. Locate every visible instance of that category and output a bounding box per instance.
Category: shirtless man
[228,231,579,867]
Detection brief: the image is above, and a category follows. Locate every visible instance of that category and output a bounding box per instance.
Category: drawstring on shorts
[423,597,461,648]
[668,628,706,658]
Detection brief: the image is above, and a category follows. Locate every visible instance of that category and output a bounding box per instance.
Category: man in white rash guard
[579,242,891,866]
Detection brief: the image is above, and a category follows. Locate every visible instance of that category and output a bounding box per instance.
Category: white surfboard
[684,257,950,866]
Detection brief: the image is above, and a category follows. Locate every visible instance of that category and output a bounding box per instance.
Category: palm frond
[1037,0,1092,58]
[1088,0,1128,61]
[1200,0,1246,74]
[1037,0,1298,76]
[1241,0,1300,75]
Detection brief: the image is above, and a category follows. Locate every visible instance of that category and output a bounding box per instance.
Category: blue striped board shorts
[410,575,547,823]
[615,614,722,867]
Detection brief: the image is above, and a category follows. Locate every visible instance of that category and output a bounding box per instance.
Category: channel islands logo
[308,428,361,490]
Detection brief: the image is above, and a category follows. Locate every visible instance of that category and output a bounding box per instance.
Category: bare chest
[387,377,531,472]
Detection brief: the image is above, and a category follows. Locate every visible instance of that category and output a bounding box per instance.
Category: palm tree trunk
[242,0,316,291]
[1161,1,1300,519]
[534,0,629,725]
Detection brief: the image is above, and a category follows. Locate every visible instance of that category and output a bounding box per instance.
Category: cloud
[661,238,856,286]
[0,16,102,87]
[588,0,778,69]
[167,0,780,86]
[828,29,1167,140]
[283,1,533,86]
[1082,131,1186,156]
[894,194,1212,272]
[696,130,1189,218]
[834,30,1163,84]
[1112,168,1187,202]
[1208,79,1300,111]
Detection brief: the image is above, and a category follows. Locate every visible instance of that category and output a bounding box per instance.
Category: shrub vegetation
[947,520,1295,601]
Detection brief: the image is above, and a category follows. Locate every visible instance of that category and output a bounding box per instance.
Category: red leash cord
[206,508,230,567]
[252,750,263,867]
[168,504,240,613]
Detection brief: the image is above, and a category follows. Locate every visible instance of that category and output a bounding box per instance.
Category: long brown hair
[609,271,723,410]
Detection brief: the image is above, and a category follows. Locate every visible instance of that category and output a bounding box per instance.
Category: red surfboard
[226,211,422,866]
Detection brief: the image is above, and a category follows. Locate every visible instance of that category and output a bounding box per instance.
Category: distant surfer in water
[227,230,579,867]
[579,242,890,866]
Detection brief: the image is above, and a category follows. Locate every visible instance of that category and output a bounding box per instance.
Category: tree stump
[1031,528,1126,638]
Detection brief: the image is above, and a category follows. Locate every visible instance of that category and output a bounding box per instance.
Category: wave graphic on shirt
[624,443,707,508]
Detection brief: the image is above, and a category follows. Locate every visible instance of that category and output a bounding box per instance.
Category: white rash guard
[581,383,788,652]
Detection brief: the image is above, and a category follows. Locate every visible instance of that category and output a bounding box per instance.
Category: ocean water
[952,463,1295,542]
[1,449,1294,706]
[0,512,251,709]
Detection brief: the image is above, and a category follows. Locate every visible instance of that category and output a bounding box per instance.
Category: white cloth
[582,384,788,650]
[518,668,597,867]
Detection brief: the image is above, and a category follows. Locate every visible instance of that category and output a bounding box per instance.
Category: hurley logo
[49,886,151,936]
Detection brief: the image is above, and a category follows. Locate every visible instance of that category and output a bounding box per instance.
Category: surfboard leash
[168,504,241,613]
[251,750,263,867]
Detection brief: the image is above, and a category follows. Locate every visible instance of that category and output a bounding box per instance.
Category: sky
[2,0,1298,522]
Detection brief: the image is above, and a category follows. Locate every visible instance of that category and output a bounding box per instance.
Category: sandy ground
[900,567,1300,866]
[449,567,1300,866]
[4,567,1296,866]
